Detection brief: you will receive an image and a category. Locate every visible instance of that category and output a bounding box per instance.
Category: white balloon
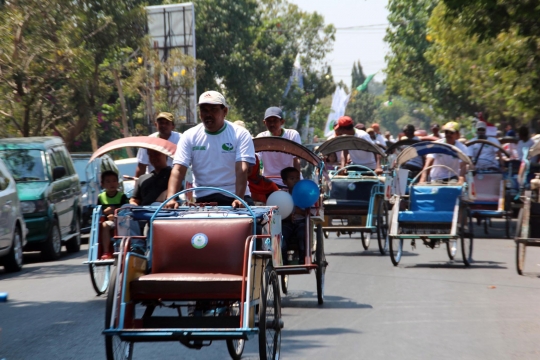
[266,191,294,218]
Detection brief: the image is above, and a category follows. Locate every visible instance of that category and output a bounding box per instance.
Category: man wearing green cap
[135,112,182,177]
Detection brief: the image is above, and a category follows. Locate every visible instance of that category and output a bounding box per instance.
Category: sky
[289,0,389,88]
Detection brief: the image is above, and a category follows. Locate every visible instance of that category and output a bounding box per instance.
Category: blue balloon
[292,180,320,209]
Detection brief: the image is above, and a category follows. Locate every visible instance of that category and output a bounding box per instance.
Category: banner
[324,86,351,138]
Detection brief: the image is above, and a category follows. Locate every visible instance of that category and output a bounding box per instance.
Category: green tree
[351,61,366,89]
[345,90,378,127]
[194,0,335,134]
[384,0,479,119]
[426,1,540,127]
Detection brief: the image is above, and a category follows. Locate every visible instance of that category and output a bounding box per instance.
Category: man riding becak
[165,91,256,208]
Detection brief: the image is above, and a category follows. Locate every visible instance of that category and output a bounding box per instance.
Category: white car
[114,157,139,199]
[114,158,193,200]
[0,158,27,272]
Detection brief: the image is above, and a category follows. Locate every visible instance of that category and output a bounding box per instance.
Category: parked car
[71,153,121,231]
[0,137,82,260]
[0,158,27,272]
[114,157,138,199]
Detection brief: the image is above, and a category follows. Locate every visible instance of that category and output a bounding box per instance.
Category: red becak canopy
[89,136,177,162]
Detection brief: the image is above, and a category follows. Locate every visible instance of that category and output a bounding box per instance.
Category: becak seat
[398,185,462,224]
[130,218,254,301]
[323,179,378,215]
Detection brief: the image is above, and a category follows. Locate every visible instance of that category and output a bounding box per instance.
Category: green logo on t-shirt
[193,145,206,151]
[222,142,234,151]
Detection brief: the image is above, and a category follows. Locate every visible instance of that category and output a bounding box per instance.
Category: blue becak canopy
[395,142,474,169]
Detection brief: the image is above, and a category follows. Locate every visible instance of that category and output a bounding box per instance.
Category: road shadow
[328,250,418,257]
[282,291,372,310]
[0,251,89,280]
[282,327,362,354]
[404,259,507,270]
[0,298,106,359]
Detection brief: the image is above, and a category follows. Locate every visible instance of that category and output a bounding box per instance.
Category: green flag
[356,74,375,92]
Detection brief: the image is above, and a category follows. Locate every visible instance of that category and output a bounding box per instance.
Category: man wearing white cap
[469,121,502,170]
[135,112,182,177]
[256,106,302,186]
[165,91,255,208]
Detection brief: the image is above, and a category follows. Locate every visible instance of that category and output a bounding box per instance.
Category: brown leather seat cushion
[131,218,253,301]
[131,273,243,300]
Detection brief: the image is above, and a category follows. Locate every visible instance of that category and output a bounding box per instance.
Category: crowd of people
[96,90,538,261]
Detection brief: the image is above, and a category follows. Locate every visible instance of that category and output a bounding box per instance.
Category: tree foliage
[0,0,336,148]
[427,1,540,125]
[384,0,479,119]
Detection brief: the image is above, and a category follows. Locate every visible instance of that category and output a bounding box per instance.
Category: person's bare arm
[135,163,147,178]
[129,197,140,206]
[293,157,301,171]
[164,164,188,209]
[420,157,434,183]
[340,150,349,174]
[458,161,466,184]
[375,154,383,175]
[232,161,250,208]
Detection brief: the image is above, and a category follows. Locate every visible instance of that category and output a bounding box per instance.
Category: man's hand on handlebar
[232,199,245,209]
[164,198,180,209]
[375,167,383,175]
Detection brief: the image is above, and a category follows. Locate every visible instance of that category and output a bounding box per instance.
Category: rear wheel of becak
[389,236,403,266]
[516,241,526,275]
[259,268,281,360]
[376,200,389,255]
[360,231,371,250]
[280,274,288,295]
[89,263,111,296]
[515,208,525,275]
[105,267,134,360]
[460,207,474,267]
[314,224,327,305]
[446,240,458,260]
[226,302,245,360]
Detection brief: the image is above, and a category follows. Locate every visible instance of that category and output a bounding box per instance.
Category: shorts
[104,220,115,228]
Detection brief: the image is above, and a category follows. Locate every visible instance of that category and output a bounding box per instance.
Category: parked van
[0,137,82,260]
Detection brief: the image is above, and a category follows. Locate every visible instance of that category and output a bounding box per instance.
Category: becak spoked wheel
[314,224,327,305]
[376,199,389,255]
[105,267,134,360]
[460,206,474,267]
[226,302,245,360]
[389,236,403,266]
[89,262,111,296]
[515,208,526,275]
[360,231,371,250]
[259,267,282,360]
[280,274,289,296]
[446,239,457,260]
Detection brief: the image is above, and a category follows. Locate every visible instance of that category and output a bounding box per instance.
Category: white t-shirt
[517,139,535,160]
[349,129,378,169]
[136,131,182,173]
[427,139,471,180]
[173,121,255,198]
[375,133,387,147]
[256,128,301,186]
[469,136,501,169]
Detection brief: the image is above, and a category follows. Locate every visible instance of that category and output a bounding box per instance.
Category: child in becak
[248,155,279,203]
[98,170,129,259]
[280,167,306,264]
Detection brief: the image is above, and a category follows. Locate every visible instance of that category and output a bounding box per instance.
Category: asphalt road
[1,220,540,360]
